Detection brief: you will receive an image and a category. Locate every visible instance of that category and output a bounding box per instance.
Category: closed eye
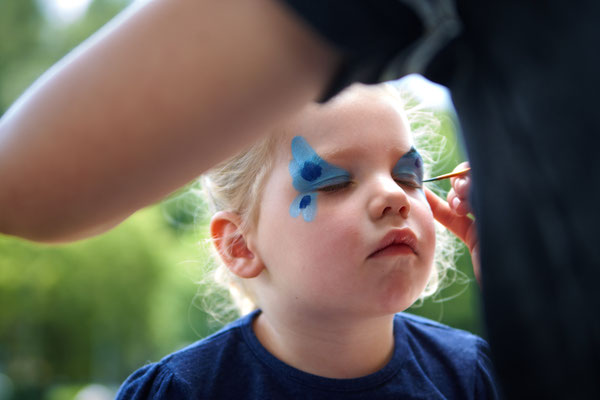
[317,181,352,193]
[393,175,422,189]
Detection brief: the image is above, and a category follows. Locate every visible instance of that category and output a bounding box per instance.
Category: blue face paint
[392,147,424,189]
[288,136,351,222]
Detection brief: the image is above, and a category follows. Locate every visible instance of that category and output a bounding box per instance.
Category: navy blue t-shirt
[116,310,498,399]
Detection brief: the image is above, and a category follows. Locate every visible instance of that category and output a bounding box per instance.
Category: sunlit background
[0,1,477,399]
[39,0,94,24]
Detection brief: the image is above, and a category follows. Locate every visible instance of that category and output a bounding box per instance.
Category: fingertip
[451,196,461,211]
[454,161,470,172]
[446,190,456,206]
[456,201,471,216]
[455,177,470,198]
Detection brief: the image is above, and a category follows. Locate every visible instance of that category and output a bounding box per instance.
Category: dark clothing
[117,310,498,399]
[279,1,600,398]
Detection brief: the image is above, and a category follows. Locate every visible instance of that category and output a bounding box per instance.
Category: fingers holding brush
[425,162,481,285]
[447,162,472,217]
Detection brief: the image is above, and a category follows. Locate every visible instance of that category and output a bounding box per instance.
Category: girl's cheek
[413,199,436,236]
[413,189,427,202]
[413,193,433,216]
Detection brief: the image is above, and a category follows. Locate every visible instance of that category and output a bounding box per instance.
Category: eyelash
[392,168,423,189]
[394,178,423,189]
[317,177,422,193]
[317,181,352,193]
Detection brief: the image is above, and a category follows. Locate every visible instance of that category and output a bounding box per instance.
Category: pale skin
[210,87,479,379]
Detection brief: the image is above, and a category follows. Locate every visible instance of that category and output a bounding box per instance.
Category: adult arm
[0,0,341,242]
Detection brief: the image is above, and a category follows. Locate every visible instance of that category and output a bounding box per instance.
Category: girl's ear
[209,211,264,278]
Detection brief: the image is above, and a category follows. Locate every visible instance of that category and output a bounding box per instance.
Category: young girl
[116,83,497,399]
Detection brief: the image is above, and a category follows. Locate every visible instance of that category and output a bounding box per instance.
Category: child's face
[250,87,436,319]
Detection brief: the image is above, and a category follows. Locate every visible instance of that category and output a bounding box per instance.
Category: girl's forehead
[279,95,414,161]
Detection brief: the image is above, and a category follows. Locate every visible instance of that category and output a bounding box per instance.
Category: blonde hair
[201,83,461,315]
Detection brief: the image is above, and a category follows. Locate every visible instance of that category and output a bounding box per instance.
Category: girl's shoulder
[395,312,490,366]
[115,311,257,399]
[394,312,499,399]
[396,312,487,345]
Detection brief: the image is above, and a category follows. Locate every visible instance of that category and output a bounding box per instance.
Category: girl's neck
[252,309,396,379]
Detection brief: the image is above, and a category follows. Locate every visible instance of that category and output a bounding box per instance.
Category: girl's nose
[368,176,411,220]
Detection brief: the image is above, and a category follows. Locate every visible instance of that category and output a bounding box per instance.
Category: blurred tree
[0,0,132,114]
[0,208,212,398]
[0,0,42,113]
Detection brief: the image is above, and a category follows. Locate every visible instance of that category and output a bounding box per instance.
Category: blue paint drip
[290,192,317,222]
[288,136,350,222]
[299,195,312,209]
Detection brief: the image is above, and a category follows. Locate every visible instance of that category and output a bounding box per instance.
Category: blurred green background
[0,1,484,399]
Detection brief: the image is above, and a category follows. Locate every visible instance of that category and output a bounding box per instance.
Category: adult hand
[425,162,480,285]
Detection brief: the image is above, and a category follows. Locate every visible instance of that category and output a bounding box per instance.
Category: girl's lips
[369,228,418,258]
[369,243,415,258]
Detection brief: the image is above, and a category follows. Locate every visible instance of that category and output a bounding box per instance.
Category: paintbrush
[423,167,471,183]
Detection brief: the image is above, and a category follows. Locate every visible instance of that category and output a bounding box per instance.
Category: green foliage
[160,182,211,235]
[408,252,485,336]
[0,0,130,113]
[44,384,85,400]
[0,208,214,396]
[0,0,42,113]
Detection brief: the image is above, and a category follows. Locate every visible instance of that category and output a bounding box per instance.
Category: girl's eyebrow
[317,147,360,162]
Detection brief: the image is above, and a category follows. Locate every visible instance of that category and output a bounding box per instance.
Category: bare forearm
[0,0,340,242]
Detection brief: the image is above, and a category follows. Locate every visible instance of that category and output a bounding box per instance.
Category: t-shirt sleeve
[276,0,461,100]
[115,362,191,400]
[474,338,501,399]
